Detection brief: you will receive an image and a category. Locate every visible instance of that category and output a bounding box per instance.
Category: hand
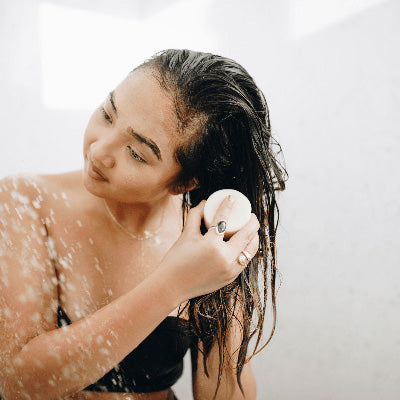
[159,195,260,301]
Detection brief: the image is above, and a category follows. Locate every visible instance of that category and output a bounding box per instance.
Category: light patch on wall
[289,0,389,39]
[38,1,216,110]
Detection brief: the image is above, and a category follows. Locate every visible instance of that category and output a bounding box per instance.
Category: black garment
[57,306,194,393]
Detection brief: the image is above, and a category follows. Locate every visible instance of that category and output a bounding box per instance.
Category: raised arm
[0,176,260,400]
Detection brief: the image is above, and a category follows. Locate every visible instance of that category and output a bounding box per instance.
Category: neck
[103,194,181,236]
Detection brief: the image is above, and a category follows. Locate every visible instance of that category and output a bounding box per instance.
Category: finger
[235,231,259,268]
[228,213,260,251]
[183,200,207,234]
[205,195,235,241]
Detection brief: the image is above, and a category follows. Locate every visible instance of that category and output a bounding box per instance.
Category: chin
[82,170,108,198]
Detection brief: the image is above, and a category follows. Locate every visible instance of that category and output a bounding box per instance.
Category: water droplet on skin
[76,220,82,227]
[14,356,24,367]
[33,359,44,368]
[65,282,76,291]
[31,312,41,323]
[18,293,27,303]
[89,237,94,245]
[61,192,67,199]
[100,348,110,356]
[52,193,58,200]
[14,208,23,220]
[11,191,30,205]
[95,264,103,274]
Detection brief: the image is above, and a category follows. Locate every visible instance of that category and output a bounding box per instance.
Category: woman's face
[83,68,182,204]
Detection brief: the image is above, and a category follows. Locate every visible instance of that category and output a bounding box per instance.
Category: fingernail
[228,195,236,203]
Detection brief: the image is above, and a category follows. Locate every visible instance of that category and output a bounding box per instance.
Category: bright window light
[38,0,215,110]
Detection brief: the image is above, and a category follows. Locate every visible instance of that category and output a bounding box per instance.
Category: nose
[89,142,116,168]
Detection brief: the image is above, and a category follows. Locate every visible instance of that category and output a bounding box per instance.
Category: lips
[87,161,108,181]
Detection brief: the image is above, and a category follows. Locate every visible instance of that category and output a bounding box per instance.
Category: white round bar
[204,189,252,238]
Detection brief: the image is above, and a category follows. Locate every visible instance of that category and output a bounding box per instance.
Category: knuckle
[215,215,228,224]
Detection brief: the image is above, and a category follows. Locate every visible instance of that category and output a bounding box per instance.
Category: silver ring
[208,220,226,235]
[237,250,252,266]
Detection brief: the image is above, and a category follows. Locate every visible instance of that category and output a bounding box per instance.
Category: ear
[168,177,200,195]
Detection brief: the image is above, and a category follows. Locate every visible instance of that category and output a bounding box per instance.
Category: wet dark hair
[136,49,288,399]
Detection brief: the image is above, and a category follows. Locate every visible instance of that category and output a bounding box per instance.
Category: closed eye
[128,146,146,163]
[101,107,112,123]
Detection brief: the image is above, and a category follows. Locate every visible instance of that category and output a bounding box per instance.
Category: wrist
[151,263,187,308]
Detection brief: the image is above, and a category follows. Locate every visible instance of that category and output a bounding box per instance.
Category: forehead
[113,68,178,158]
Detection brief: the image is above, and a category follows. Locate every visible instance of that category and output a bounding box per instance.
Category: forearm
[3,267,180,400]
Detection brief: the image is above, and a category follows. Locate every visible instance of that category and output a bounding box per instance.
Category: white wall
[1,1,399,399]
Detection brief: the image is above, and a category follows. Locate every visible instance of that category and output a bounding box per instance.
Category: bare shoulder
[0,173,47,240]
[0,170,80,206]
[0,173,43,206]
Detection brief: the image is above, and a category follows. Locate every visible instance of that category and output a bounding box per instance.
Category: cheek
[122,169,161,191]
[83,116,97,144]
[123,169,149,186]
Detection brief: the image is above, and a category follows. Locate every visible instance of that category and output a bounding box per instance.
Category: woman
[0,49,287,400]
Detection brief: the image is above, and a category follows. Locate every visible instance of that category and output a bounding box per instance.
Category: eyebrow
[127,127,162,161]
[108,90,162,162]
[109,91,117,115]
